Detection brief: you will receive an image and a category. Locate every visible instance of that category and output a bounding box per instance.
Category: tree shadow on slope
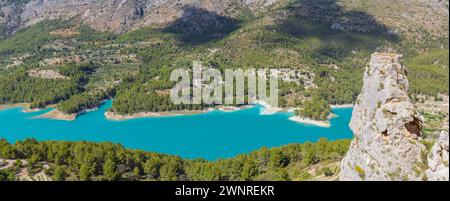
[273,0,399,60]
[160,6,241,46]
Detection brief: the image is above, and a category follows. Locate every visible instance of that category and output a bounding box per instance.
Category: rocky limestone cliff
[426,131,449,181]
[340,53,427,181]
[340,52,449,181]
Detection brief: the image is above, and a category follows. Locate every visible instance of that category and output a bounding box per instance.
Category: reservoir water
[0,100,353,160]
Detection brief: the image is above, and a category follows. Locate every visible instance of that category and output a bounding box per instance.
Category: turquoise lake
[0,100,353,160]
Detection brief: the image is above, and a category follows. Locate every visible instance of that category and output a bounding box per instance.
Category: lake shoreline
[288,116,331,127]
[104,105,255,121]
[288,112,340,128]
[331,104,354,109]
[2,101,353,122]
[0,103,30,111]
[1,103,59,113]
[38,109,77,121]
[1,102,256,121]
[104,110,208,120]
[254,100,282,115]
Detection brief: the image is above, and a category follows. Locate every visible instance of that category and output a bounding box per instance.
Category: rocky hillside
[340,0,449,40]
[340,53,449,181]
[1,0,448,39]
[0,0,283,37]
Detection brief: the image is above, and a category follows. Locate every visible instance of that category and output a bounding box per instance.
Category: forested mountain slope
[0,0,448,116]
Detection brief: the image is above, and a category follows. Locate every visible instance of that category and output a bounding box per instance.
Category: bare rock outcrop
[340,53,427,181]
[425,131,449,181]
[0,1,23,38]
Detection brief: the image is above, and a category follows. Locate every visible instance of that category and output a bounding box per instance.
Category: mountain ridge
[0,0,283,37]
[1,0,448,41]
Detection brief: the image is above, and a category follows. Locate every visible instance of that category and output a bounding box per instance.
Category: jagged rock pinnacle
[340,53,427,181]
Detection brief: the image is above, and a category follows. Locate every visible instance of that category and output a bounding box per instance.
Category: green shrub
[355,165,366,180]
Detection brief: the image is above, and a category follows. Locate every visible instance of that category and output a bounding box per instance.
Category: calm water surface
[0,100,353,160]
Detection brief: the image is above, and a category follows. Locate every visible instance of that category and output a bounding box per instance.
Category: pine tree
[103,158,118,181]
[52,166,66,181]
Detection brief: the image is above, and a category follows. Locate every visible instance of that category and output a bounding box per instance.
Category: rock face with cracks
[425,131,449,181]
[340,53,427,181]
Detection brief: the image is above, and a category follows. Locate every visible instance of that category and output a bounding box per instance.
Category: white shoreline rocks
[340,53,438,181]
[288,116,331,127]
[39,109,77,121]
[104,110,207,120]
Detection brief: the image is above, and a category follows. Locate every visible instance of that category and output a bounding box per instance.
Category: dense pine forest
[295,96,331,121]
[0,138,350,181]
